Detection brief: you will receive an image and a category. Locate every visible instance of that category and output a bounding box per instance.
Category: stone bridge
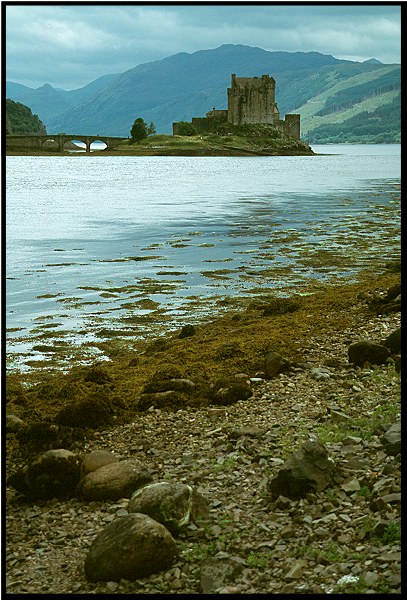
[6,134,128,153]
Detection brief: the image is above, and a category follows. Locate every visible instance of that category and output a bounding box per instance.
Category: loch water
[6,144,401,371]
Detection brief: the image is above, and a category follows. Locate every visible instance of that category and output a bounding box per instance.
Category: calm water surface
[6,144,401,371]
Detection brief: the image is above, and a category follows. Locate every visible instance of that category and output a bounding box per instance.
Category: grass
[212,457,238,472]
[363,518,400,541]
[316,368,400,444]
[381,523,401,543]
[356,485,374,498]
[246,550,275,568]
[291,540,361,563]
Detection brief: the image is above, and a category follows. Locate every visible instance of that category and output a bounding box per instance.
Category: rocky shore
[5,267,401,594]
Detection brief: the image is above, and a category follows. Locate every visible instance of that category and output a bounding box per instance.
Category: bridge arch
[6,134,128,153]
[41,138,59,150]
[89,139,107,151]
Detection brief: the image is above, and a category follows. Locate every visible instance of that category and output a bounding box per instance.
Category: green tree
[130,117,148,143]
[176,121,197,136]
[147,122,156,135]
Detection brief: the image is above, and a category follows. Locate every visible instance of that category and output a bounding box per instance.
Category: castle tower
[227,74,280,125]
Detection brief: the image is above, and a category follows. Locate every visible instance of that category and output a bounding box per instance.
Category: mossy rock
[261,297,301,316]
[83,365,113,385]
[136,390,188,412]
[54,396,113,428]
[143,365,185,393]
[214,341,244,360]
[6,378,28,405]
[84,513,178,582]
[210,377,252,406]
[128,481,209,535]
[15,421,85,457]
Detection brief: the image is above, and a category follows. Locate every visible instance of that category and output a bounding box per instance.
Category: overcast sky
[5,2,402,90]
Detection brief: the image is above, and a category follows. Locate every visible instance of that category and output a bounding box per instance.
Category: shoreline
[6,142,400,158]
[5,263,401,594]
[6,148,315,157]
[5,136,315,157]
[6,263,401,421]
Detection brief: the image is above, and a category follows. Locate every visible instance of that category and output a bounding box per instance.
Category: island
[6,74,314,156]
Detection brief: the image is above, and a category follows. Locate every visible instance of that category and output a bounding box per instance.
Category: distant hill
[6,44,400,143]
[5,99,47,134]
[6,74,119,123]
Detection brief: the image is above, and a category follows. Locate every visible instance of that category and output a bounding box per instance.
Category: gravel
[5,310,400,594]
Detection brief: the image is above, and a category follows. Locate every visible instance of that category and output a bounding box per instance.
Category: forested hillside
[306,95,400,144]
[5,99,47,135]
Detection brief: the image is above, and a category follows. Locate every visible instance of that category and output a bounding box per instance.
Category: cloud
[5,3,401,90]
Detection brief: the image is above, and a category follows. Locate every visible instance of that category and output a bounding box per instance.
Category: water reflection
[5,147,401,371]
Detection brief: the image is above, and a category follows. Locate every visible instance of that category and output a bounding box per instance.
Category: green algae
[37,293,64,299]
[32,343,71,353]
[201,269,236,279]
[56,297,83,303]
[96,255,162,262]
[44,263,85,267]
[202,258,234,263]
[6,268,400,430]
[156,271,188,276]
[99,292,120,298]
[6,183,400,380]
[31,323,63,330]
[32,331,68,340]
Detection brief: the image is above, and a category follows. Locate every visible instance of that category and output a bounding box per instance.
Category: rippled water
[5,144,401,371]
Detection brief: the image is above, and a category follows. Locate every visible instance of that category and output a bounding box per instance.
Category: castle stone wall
[282,114,301,140]
[227,74,279,125]
[192,113,228,133]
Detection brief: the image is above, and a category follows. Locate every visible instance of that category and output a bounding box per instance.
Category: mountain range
[6,44,400,143]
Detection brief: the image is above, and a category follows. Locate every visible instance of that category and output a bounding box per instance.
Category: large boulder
[76,458,153,500]
[7,449,80,499]
[348,341,390,367]
[79,449,121,479]
[128,481,209,535]
[84,513,178,581]
[267,439,336,500]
